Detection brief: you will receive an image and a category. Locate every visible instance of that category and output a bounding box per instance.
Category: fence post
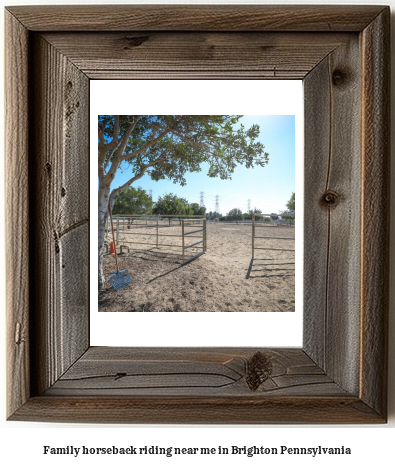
[116,214,119,245]
[156,217,159,248]
[182,219,185,263]
[252,214,255,259]
[203,219,207,251]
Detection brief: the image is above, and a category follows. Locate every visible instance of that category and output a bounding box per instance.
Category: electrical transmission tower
[248,199,251,211]
[200,191,205,207]
[149,189,152,199]
[215,195,220,213]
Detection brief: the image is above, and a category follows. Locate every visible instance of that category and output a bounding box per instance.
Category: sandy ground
[99,222,295,312]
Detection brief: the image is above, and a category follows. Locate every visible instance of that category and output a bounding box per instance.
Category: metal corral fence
[251,213,295,259]
[207,218,294,226]
[106,214,207,264]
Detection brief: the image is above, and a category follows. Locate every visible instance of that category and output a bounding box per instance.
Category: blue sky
[110,115,295,215]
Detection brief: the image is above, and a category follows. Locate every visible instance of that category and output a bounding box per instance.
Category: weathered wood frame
[5,5,390,423]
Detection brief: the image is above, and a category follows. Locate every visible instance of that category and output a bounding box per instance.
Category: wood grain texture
[6,5,386,32]
[46,347,345,397]
[5,10,30,418]
[303,56,331,370]
[304,35,362,395]
[360,8,390,417]
[5,5,390,424]
[9,395,383,425]
[29,34,90,395]
[42,32,350,80]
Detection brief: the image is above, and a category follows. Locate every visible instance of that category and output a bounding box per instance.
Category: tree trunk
[98,183,111,290]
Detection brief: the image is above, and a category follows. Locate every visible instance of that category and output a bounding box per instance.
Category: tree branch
[109,158,167,202]
[98,126,105,146]
[112,115,119,143]
[109,150,181,202]
[116,115,141,162]
[105,129,170,184]
[98,126,116,164]
[104,115,142,183]
[98,116,121,172]
[155,124,202,145]
[98,148,108,180]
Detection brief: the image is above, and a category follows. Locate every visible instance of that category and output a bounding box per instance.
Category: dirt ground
[98,222,295,312]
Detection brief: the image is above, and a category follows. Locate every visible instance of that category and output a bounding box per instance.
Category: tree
[152,193,193,215]
[243,208,262,220]
[286,192,295,211]
[207,210,222,220]
[226,208,243,220]
[280,209,295,225]
[189,203,206,216]
[150,195,206,217]
[98,115,269,289]
[280,192,295,225]
[112,186,153,215]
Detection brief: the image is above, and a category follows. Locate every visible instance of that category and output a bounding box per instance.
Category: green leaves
[112,186,153,215]
[99,115,269,189]
[152,193,203,216]
[226,208,243,220]
[281,193,295,225]
[286,192,295,211]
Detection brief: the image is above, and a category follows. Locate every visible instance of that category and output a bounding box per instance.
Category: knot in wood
[123,35,149,49]
[246,351,273,391]
[321,190,340,208]
[332,68,348,87]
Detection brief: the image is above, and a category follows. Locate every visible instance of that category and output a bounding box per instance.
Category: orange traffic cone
[110,242,115,254]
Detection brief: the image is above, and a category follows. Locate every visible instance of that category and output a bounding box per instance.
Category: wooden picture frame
[5,5,390,424]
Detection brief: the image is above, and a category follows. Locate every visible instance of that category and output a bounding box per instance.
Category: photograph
[98,114,296,312]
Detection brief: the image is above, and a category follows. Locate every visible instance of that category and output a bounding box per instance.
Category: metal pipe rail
[121,241,183,248]
[109,214,206,233]
[252,213,295,259]
[106,214,207,265]
[181,218,207,263]
[254,236,295,240]
[184,228,204,235]
[116,231,202,238]
[114,214,205,218]
[254,247,295,252]
[184,240,204,249]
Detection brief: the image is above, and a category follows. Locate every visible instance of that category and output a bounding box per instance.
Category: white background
[91,79,304,347]
[1,1,394,469]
